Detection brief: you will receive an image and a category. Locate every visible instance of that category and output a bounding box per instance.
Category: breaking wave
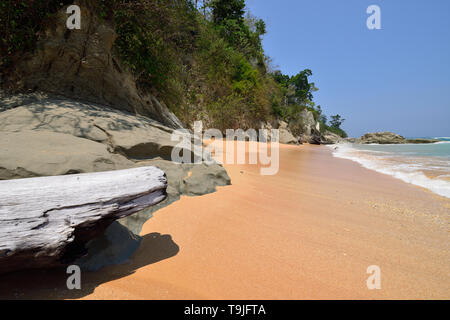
[329,143,450,199]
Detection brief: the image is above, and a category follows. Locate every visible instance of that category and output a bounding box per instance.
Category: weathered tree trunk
[0,167,167,274]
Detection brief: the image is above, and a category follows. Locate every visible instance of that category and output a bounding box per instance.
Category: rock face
[260,112,326,145]
[355,132,439,144]
[0,93,184,163]
[277,121,298,144]
[0,91,231,193]
[357,132,406,144]
[0,131,134,179]
[289,109,322,144]
[259,120,298,145]
[321,130,343,145]
[2,4,182,129]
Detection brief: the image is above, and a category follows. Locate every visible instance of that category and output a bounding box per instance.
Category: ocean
[330,137,450,199]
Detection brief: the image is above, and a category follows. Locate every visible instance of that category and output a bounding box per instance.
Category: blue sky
[245,0,450,137]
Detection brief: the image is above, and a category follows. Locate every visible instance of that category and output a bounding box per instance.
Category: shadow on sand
[0,232,179,299]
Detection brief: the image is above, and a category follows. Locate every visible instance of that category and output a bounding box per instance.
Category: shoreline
[331,142,450,199]
[0,144,448,299]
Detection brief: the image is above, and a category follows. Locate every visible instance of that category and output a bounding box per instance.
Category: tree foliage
[329,114,345,129]
[210,0,245,24]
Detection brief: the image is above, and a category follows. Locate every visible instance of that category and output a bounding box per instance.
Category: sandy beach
[1,143,449,299]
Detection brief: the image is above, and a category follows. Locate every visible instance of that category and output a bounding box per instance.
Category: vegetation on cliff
[0,0,73,68]
[0,0,347,137]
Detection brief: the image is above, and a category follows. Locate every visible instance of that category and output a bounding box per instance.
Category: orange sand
[1,144,449,299]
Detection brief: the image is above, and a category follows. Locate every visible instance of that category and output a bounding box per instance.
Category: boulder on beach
[321,130,344,144]
[0,130,134,179]
[0,95,184,161]
[355,132,439,144]
[278,121,298,144]
[289,109,323,144]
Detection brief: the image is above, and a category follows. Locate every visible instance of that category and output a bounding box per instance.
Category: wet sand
[1,144,449,299]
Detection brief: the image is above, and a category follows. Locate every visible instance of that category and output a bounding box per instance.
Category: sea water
[330,137,450,199]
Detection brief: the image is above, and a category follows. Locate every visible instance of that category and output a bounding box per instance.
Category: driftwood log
[0,167,167,274]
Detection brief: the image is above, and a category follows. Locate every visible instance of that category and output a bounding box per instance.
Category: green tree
[271,69,317,106]
[210,0,246,24]
[289,69,316,103]
[272,70,290,88]
[329,114,345,129]
[255,19,266,36]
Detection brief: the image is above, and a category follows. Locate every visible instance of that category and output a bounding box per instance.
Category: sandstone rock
[290,109,315,136]
[321,130,343,144]
[181,162,232,196]
[344,137,357,143]
[279,128,298,144]
[308,131,323,145]
[260,120,297,144]
[0,96,184,160]
[357,132,406,144]
[299,109,316,135]
[356,132,439,144]
[0,131,134,180]
[405,138,440,144]
[0,90,48,112]
[289,109,322,144]
[278,120,289,129]
[0,92,231,195]
[278,121,298,145]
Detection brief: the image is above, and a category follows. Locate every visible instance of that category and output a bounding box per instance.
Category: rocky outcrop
[288,109,322,144]
[259,120,298,144]
[357,132,406,144]
[278,121,298,144]
[0,131,134,179]
[0,93,185,162]
[260,111,326,145]
[1,4,182,129]
[0,92,231,271]
[355,132,439,144]
[0,91,231,195]
[405,138,441,144]
[321,130,343,145]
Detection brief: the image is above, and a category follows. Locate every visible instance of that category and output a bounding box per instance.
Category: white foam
[329,144,450,199]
